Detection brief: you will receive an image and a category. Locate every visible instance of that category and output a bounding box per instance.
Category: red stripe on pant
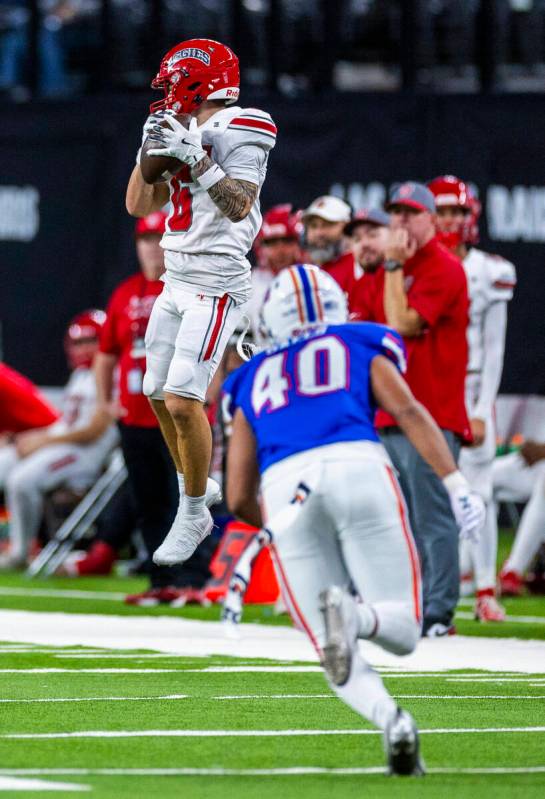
[48,454,77,473]
[202,294,229,362]
[385,464,422,623]
[270,542,322,657]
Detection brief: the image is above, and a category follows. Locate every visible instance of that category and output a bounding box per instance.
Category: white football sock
[473,503,498,591]
[182,493,206,518]
[331,649,397,730]
[459,537,472,576]
[177,472,185,498]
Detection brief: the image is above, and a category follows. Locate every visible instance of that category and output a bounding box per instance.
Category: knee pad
[166,358,195,391]
[142,371,164,401]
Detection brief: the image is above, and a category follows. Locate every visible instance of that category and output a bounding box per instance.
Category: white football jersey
[57,368,100,432]
[51,367,118,455]
[160,106,276,298]
[463,248,516,372]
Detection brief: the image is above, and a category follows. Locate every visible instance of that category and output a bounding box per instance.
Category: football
[139,112,193,184]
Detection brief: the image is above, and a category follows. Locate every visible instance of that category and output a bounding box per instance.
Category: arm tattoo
[192,156,258,222]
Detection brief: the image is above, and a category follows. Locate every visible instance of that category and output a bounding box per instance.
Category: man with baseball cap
[302,195,362,301]
[354,181,474,637]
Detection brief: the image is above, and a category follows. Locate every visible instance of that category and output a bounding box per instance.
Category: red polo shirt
[0,363,59,433]
[323,252,363,310]
[100,273,164,428]
[352,239,471,440]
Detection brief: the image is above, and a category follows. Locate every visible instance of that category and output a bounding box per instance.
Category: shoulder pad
[226,108,277,151]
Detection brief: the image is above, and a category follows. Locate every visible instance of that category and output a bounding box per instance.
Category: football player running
[428,176,516,622]
[125,39,276,565]
[224,264,484,776]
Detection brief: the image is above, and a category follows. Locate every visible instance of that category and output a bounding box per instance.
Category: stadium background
[1,0,544,396]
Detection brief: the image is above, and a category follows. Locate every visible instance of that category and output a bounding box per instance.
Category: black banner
[1,92,544,391]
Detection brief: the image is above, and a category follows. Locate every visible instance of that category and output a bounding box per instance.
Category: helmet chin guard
[428,174,481,248]
[151,38,240,114]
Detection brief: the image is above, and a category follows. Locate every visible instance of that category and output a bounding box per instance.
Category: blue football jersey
[223,322,406,473]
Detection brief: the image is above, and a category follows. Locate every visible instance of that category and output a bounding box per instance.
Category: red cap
[259,205,302,243]
[135,211,167,237]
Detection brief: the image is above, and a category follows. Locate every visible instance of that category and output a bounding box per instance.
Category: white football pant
[143,281,247,403]
[459,408,497,591]
[0,443,109,561]
[261,441,422,730]
[491,452,545,575]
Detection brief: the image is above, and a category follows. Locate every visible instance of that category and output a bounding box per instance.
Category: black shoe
[384,708,426,776]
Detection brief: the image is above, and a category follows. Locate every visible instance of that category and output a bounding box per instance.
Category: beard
[306,240,342,265]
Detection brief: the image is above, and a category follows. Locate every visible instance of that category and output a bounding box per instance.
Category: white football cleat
[319,586,360,686]
[153,507,213,566]
[204,477,222,508]
[384,708,426,776]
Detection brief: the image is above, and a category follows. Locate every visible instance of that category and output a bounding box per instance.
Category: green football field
[0,530,544,797]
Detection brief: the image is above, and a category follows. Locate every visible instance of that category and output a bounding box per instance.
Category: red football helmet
[427,175,481,248]
[64,309,106,370]
[135,211,167,237]
[150,38,240,114]
[254,205,304,270]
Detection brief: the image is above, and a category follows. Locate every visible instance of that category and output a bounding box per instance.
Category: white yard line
[0,777,89,792]
[0,669,183,674]
[1,693,543,704]
[447,677,545,683]
[1,608,545,672]
[1,767,545,777]
[0,587,126,601]
[212,694,545,700]
[0,695,188,704]
[5,726,545,740]
[456,611,545,624]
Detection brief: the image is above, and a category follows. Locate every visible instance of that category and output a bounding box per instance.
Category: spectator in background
[345,207,390,317]
[353,182,471,637]
[0,310,117,569]
[92,213,212,605]
[0,1,81,98]
[302,195,363,304]
[345,207,391,276]
[248,204,303,340]
[0,361,59,436]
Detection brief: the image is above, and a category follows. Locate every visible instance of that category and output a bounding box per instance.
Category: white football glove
[443,470,485,544]
[136,111,170,165]
[147,115,207,168]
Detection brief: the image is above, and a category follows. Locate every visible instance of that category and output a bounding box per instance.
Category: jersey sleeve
[221,367,244,427]
[99,289,122,356]
[221,143,269,184]
[408,261,466,327]
[226,109,277,152]
[379,327,407,373]
[485,254,516,303]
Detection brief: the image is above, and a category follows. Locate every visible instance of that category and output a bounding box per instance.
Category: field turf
[0,529,543,797]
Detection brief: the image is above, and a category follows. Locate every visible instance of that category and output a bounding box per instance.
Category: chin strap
[235,315,261,362]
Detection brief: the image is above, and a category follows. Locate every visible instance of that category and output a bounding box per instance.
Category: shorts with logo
[143,280,247,403]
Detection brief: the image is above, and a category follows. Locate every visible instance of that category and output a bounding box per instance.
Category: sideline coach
[354,182,471,637]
